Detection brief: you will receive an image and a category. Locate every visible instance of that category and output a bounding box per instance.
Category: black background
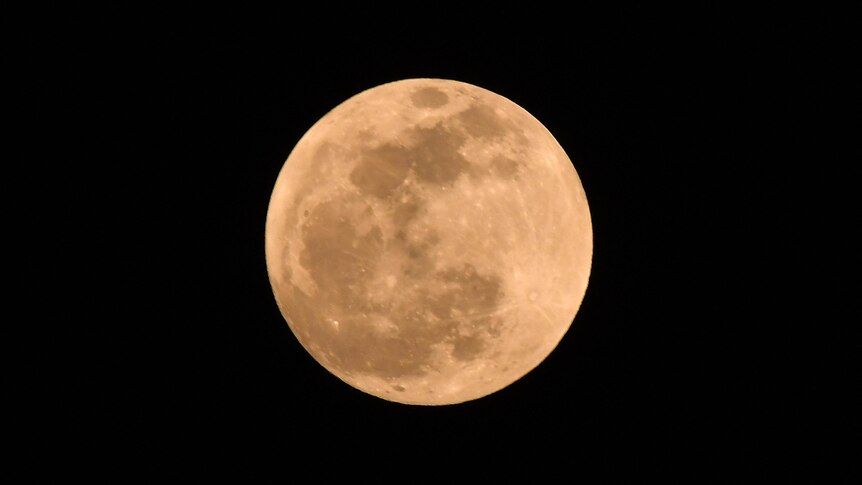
[17,5,854,477]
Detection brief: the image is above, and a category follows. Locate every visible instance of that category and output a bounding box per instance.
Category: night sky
[20,5,850,476]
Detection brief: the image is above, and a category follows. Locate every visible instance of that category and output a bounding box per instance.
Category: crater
[410,86,449,109]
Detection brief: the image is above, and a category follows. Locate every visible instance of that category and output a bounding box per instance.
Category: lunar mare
[265,78,592,405]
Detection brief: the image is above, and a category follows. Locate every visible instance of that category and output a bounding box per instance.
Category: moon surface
[265,78,592,405]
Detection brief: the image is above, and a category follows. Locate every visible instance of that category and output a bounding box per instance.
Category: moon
[265,78,592,405]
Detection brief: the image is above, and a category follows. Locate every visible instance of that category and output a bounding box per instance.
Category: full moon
[265,78,592,405]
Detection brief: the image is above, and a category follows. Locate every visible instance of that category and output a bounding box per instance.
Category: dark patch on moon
[349,143,412,198]
[466,152,526,184]
[350,122,471,199]
[457,103,509,139]
[490,155,521,177]
[452,332,487,361]
[299,196,382,310]
[392,192,423,228]
[438,263,503,310]
[402,231,438,279]
[409,124,470,185]
[410,87,449,109]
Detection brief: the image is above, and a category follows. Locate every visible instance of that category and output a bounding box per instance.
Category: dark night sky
[19,5,853,476]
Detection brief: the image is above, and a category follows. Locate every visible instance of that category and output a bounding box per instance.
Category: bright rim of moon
[265,78,592,405]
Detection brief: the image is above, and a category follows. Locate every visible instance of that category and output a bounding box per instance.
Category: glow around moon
[265,78,592,405]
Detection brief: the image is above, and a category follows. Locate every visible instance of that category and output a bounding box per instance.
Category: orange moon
[265,78,592,405]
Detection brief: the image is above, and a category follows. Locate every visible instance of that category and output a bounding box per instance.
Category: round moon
[265,78,592,405]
